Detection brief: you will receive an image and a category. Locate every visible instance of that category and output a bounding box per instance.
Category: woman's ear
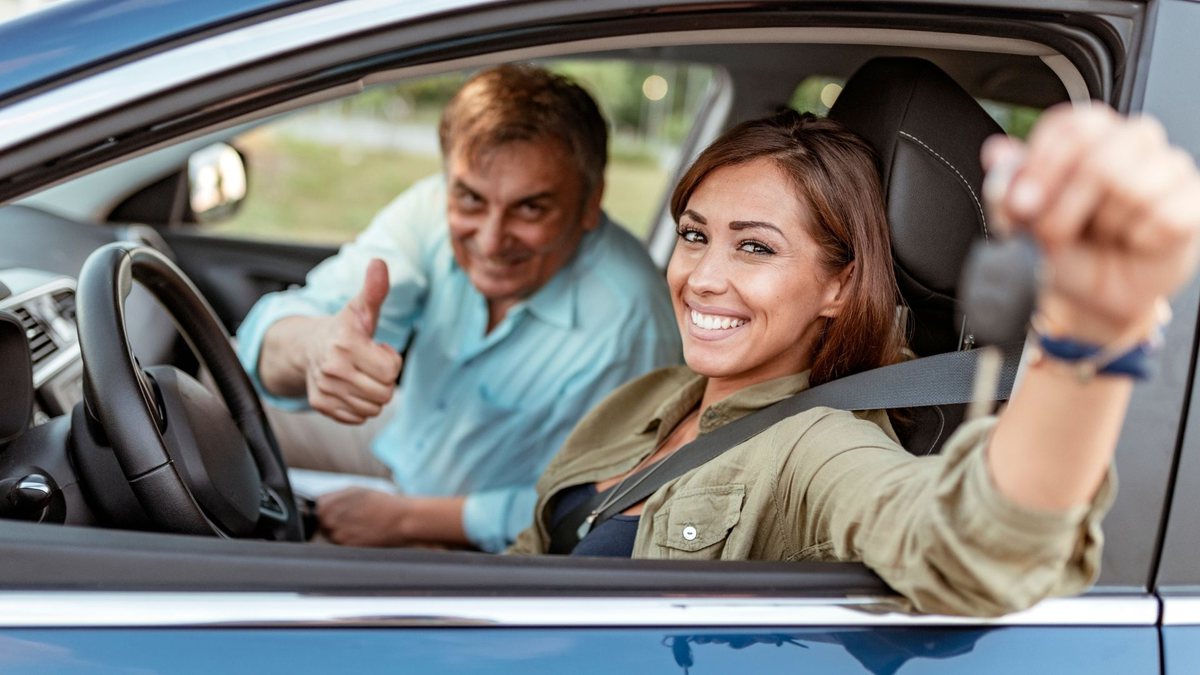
[819,262,855,319]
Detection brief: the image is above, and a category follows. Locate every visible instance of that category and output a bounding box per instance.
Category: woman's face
[668,157,849,391]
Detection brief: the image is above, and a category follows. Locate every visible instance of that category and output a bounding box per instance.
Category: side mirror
[108,142,249,227]
[187,142,247,223]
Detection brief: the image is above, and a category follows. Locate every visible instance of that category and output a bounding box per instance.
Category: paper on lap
[287,468,399,497]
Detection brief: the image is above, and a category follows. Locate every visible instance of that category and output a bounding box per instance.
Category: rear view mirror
[187,142,247,223]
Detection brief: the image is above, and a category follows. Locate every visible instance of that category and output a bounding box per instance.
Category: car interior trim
[0,12,1090,156]
[0,593,1158,628]
[1039,54,1091,103]
[357,27,1072,84]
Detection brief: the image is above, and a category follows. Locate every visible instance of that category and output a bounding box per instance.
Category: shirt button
[682,525,698,541]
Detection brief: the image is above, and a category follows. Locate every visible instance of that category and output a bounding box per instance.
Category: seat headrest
[828,57,1002,355]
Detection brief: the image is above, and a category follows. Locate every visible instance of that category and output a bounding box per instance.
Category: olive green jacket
[508,366,1114,617]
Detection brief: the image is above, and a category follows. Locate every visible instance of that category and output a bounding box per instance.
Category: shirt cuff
[943,416,1116,607]
[949,417,1116,554]
[234,292,330,411]
[462,486,539,553]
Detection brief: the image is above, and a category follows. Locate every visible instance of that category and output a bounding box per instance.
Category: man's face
[445,139,601,312]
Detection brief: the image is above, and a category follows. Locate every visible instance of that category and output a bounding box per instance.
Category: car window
[206,59,717,245]
[790,75,1042,137]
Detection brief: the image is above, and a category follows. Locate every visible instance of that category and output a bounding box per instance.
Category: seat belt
[547,342,1022,554]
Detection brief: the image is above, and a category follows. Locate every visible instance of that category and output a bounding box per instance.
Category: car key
[959,150,1041,418]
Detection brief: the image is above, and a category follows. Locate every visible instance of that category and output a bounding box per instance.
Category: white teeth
[690,309,746,331]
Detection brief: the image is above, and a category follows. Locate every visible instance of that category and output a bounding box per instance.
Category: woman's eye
[739,240,775,255]
[677,227,706,244]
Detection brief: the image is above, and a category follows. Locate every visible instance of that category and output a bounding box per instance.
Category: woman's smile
[687,304,749,339]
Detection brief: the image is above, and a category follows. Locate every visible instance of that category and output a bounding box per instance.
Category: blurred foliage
[978,100,1042,139]
[790,75,844,116]
[325,60,713,142]
[212,132,667,244]
[210,132,441,244]
[207,59,713,244]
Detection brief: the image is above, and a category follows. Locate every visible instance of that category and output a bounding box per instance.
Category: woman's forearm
[987,361,1132,512]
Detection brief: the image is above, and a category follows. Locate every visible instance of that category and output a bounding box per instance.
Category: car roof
[0,0,312,103]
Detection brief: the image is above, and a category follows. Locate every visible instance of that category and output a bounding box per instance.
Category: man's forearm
[258,315,324,398]
[397,496,469,546]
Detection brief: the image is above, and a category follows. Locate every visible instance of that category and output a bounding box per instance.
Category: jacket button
[682,525,698,541]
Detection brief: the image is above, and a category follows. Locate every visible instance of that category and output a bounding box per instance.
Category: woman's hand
[983,105,1200,343]
[985,106,1200,513]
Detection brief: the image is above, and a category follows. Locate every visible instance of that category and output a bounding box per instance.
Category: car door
[1151,11,1200,668]
[0,1,1186,673]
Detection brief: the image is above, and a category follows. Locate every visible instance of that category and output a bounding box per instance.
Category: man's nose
[476,210,509,257]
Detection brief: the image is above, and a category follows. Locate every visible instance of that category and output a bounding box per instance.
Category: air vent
[12,306,58,366]
[51,290,76,322]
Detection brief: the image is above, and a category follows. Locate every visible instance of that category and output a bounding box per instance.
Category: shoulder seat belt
[547,342,1022,554]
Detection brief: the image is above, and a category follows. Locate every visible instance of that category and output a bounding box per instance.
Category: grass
[209,131,668,244]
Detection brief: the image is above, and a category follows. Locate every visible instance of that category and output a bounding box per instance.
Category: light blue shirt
[236,176,682,551]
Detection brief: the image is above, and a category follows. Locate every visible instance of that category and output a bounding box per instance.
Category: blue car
[0,0,1197,672]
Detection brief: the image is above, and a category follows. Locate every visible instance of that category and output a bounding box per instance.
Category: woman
[507,107,1200,617]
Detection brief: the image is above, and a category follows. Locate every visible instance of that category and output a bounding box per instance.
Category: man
[235,64,681,552]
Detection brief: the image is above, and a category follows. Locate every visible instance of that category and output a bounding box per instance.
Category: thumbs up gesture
[304,258,404,424]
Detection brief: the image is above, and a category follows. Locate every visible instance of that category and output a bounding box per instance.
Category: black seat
[828,57,1006,454]
[829,57,1003,357]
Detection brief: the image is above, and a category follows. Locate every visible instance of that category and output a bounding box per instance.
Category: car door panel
[159,229,334,333]
[0,626,1159,674]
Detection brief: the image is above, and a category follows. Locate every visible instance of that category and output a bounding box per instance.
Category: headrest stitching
[897,131,988,240]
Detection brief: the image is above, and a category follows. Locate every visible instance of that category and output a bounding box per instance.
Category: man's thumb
[350,258,390,336]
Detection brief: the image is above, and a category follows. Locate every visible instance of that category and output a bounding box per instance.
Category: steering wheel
[76,242,304,541]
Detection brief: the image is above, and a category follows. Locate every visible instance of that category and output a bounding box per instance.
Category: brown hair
[439,64,608,198]
[671,110,904,385]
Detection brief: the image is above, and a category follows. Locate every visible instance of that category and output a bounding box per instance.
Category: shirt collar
[521,260,577,329]
[640,369,814,440]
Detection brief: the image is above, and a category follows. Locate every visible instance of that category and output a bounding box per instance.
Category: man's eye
[517,203,547,219]
[456,192,484,209]
[676,227,706,244]
[738,240,775,255]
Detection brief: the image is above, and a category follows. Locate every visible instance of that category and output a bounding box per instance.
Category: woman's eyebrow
[681,209,707,224]
[730,220,784,237]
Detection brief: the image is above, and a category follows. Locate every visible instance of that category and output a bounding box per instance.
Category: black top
[550,483,639,557]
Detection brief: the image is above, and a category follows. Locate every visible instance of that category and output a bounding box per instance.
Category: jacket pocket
[652,484,745,557]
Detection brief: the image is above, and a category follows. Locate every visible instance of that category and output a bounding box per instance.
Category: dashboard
[0,206,189,529]
[0,271,84,426]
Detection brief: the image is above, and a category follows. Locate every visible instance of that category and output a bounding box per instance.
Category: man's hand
[302,259,404,424]
[316,488,469,547]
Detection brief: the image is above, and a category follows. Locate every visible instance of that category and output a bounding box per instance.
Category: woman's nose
[686,248,730,295]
